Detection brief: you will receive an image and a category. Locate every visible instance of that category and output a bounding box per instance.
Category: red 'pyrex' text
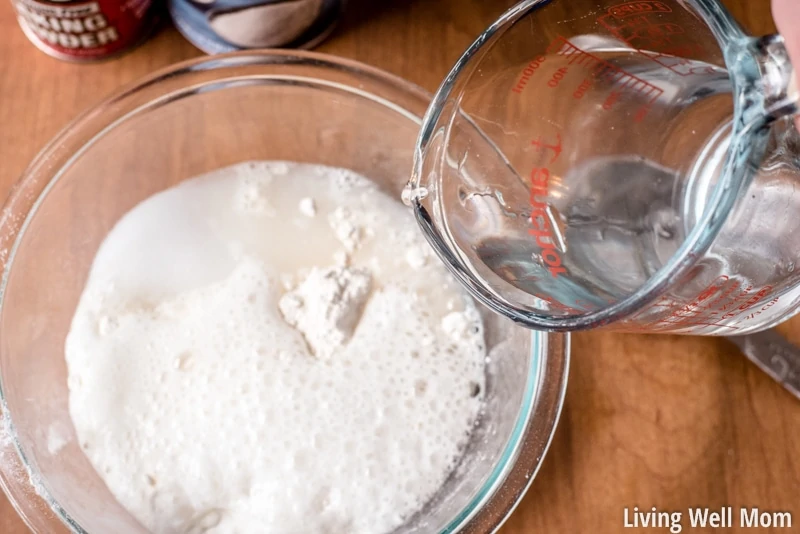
[528,134,566,278]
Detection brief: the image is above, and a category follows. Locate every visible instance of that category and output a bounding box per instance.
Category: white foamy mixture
[66,162,486,534]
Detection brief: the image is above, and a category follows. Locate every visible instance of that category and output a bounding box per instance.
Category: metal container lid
[168,0,344,54]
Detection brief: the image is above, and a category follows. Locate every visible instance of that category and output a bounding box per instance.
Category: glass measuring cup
[406,0,800,335]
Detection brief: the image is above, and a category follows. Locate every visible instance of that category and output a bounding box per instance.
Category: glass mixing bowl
[0,51,569,534]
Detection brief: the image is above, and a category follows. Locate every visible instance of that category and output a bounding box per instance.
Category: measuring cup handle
[749,34,800,124]
[767,0,800,126]
[772,0,800,123]
[727,330,800,401]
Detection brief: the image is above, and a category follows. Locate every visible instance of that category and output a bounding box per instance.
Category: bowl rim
[0,49,569,534]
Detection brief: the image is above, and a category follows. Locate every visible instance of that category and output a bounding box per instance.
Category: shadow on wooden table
[336,0,423,35]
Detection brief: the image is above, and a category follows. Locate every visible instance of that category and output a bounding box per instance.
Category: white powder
[46,425,68,456]
[0,411,12,470]
[333,250,349,266]
[0,409,31,490]
[234,178,275,216]
[0,410,9,446]
[405,245,429,269]
[298,197,317,217]
[279,265,372,359]
[66,162,486,534]
[328,206,362,253]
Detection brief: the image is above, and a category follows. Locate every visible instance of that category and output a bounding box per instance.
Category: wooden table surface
[1,0,799,532]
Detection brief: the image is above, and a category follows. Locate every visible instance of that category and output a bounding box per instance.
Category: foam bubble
[65,161,486,534]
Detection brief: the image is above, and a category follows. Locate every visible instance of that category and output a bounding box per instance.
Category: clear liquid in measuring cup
[417,34,800,333]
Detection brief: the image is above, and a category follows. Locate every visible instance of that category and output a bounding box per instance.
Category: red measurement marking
[530,132,562,164]
[511,56,546,94]
[527,132,566,278]
[638,49,718,76]
[598,2,713,76]
[607,0,671,19]
[739,297,780,323]
[602,91,622,110]
[547,67,569,88]
[626,276,779,332]
[600,16,683,48]
[573,78,592,100]
[547,36,662,121]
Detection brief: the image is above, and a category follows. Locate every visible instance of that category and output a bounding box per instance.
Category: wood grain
[1,0,798,533]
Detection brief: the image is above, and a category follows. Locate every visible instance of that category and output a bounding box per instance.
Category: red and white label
[13,0,155,59]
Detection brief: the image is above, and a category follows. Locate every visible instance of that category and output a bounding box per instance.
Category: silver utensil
[728,329,800,400]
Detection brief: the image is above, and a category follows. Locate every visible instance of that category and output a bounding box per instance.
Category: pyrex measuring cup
[406,0,800,335]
